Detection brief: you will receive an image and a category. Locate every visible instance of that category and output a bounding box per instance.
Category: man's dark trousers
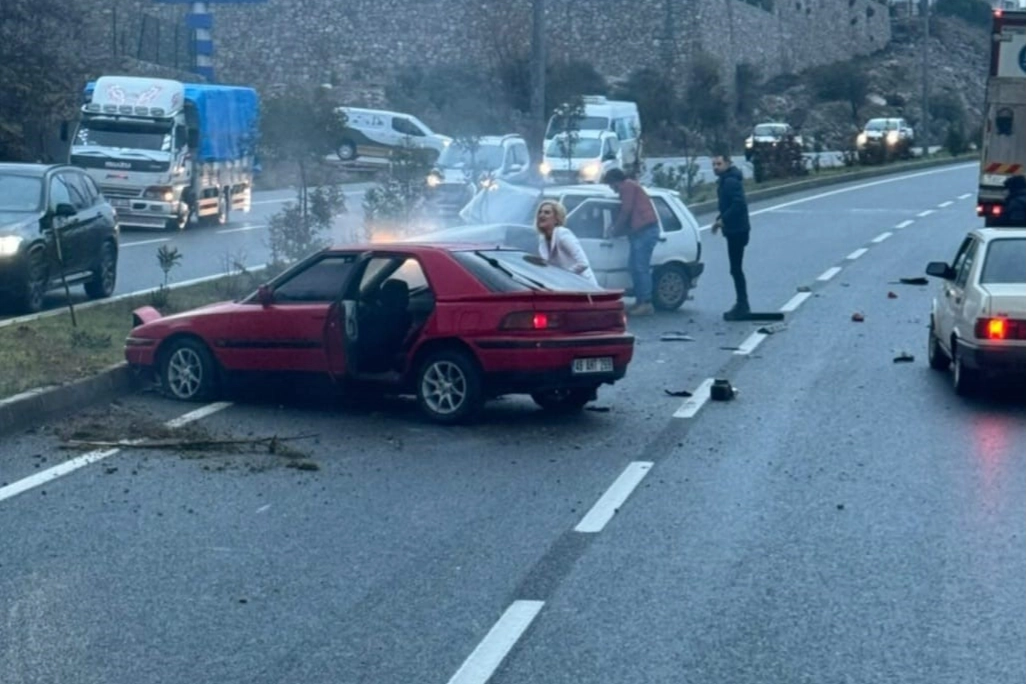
[726,232,749,310]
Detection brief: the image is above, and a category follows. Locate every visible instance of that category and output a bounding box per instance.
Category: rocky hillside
[750,15,990,150]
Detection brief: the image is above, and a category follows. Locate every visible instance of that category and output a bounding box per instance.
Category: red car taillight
[974,317,1026,340]
[500,311,564,330]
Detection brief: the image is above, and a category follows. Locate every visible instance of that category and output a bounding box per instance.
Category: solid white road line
[734,331,767,356]
[895,219,914,229]
[121,238,170,248]
[938,200,953,208]
[817,266,842,281]
[916,209,935,217]
[958,193,972,199]
[0,402,232,504]
[871,231,893,243]
[216,224,267,234]
[780,291,812,312]
[696,163,975,231]
[674,378,714,419]
[846,248,869,260]
[575,462,653,533]
[446,600,545,684]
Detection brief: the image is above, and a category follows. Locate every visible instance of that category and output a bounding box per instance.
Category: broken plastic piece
[851,312,865,322]
[899,277,929,286]
[664,389,693,397]
[660,332,695,342]
[893,352,915,363]
[797,285,812,292]
[887,291,898,299]
[757,322,788,335]
[710,379,736,401]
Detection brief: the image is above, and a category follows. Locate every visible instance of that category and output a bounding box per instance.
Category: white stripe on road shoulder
[871,231,892,243]
[674,378,713,418]
[121,238,170,248]
[895,220,914,229]
[575,461,653,533]
[734,331,767,356]
[780,291,812,312]
[817,266,842,281]
[958,193,972,199]
[216,224,267,234]
[446,601,545,684]
[846,248,869,260]
[916,209,935,217]
[938,200,953,208]
[165,401,232,429]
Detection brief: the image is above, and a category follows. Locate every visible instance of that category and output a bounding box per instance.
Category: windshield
[437,143,504,171]
[864,120,897,132]
[545,116,610,138]
[454,249,604,293]
[0,175,43,212]
[754,124,787,136]
[980,238,1026,284]
[75,118,173,151]
[545,138,602,159]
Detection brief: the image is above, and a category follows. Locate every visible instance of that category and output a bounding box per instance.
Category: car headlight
[580,162,602,181]
[0,235,23,257]
[539,161,552,176]
[426,173,442,188]
[886,131,899,145]
[745,137,753,148]
[143,186,174,202]
[857,133,867,146]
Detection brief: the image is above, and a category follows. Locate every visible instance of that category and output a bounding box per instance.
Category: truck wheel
[652,264,690,312]
[337,140,357,162]
[84,241,117,300]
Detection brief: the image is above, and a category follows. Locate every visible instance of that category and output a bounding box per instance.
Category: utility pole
[920,0,930,157]
[530,0,546,157]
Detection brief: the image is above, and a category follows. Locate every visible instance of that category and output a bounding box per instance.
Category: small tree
[549,98,585,174]
[150,244,182,309]
[362,136,436,240]
[811,62,869,125]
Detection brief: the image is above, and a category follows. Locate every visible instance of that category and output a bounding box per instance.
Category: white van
[544,96,642,169]
[540,130,621,184]
[334,107,452,163]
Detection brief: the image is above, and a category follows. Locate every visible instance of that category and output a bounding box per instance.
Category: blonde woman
[535,200,599,286]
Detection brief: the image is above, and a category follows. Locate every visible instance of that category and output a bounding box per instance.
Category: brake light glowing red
[533,313,548,330]
[500,311,563,330]
[987,318,1007,339]
[991,205,1003,216]
[974,317,1025,340]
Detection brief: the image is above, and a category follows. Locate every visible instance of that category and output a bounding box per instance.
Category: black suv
[0,163,119,313]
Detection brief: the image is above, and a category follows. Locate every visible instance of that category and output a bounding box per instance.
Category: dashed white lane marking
[674,378,713,419]
[846,248,869,260]
[916,209,935,217]
[122,238,170,248]
[446,600,545,684]
[780,291,812,312]
[0,402,232,504]
[895,220,914,229]
[958,193,972,199]
[871,231,893,243]
[938,200,953,208]
[697,163,975,230]
[734,331,768,356]
[817,266,842,281]
[575,462,653,533]
[216,224,267,235]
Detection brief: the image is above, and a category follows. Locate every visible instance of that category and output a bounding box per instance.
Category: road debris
[60,434,319,453]
[585,405,612,413]
[710,379,737,401]
[851,312,865,322]
[664,389,693,397]
[887,291,898,299]
[896,277,929,286]
[893,352,915,363]
[659,332,695,342]
[757,322,788,335]
[797,285,812,292]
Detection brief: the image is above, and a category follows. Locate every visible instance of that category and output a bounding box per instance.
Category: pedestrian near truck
[602,168,661,316]
[711,152,752,321]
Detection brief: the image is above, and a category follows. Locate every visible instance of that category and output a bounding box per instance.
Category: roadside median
[0,153,979,438]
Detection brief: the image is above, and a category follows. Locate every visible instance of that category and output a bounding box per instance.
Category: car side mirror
[257,284,273,307]
[53,203,77,218]
[925,261,955,280]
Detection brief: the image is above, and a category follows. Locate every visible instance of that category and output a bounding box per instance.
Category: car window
[389,257,429,291]
[392,117,424,137]
[49,175,73,209]
[566,199,618,240]
[512,143,529,167]
[954,238,979,288]
[560,195,585,214]
[80,174,103,204]
[652,197,682,232]
[0,174,43,212]
[61,172,94,210]
[979,238,1026,284]
[272,254,358,303]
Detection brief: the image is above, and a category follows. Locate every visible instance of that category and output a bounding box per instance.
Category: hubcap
[421,360,467,415]
[657,271,685,306]
[101,248,116,292]
[167,347,204,399]
[27,258,46,310]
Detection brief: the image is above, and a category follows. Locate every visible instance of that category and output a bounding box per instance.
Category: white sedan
[925,227,1025,395]
[451,181,705,311]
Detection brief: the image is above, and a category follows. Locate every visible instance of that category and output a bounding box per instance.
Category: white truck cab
[544,96,642,170]
[540,130,620,184]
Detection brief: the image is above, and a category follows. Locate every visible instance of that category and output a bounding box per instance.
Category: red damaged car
[125,244,635,423]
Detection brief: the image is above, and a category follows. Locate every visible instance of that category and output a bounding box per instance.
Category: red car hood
[131,300,247,332]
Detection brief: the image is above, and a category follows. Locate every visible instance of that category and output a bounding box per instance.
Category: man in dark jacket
[712,152,752,320]
[999,174,1025,226]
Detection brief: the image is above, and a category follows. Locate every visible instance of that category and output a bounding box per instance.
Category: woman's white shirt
[538,227,599,286]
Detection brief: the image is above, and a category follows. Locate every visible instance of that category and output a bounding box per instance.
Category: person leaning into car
[602,168,660,316]
[536,199,599,286]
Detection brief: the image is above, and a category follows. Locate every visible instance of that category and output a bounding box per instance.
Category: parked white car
[540,130,621,184]
[925,226,1025,395]
[334,107,452,163]
[434,181,704,311]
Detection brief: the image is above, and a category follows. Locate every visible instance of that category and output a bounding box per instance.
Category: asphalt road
[1,161,1022,684]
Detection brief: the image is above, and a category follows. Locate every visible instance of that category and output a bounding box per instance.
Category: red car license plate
[572,357,614,374]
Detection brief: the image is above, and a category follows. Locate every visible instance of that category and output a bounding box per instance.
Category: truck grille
[99,185,141,199]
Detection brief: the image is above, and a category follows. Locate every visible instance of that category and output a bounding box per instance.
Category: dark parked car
[0,163,119,313]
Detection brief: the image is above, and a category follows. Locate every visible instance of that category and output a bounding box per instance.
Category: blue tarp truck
[68,76,259,231]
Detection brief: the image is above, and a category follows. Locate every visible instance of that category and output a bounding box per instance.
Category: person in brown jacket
[603,168,661,316]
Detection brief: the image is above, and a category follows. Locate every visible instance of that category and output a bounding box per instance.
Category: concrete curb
[0,153,978,439]
[684,154,977,215]
[0,363,142,438]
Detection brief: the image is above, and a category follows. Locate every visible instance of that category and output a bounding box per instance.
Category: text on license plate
[572,357,614,374]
